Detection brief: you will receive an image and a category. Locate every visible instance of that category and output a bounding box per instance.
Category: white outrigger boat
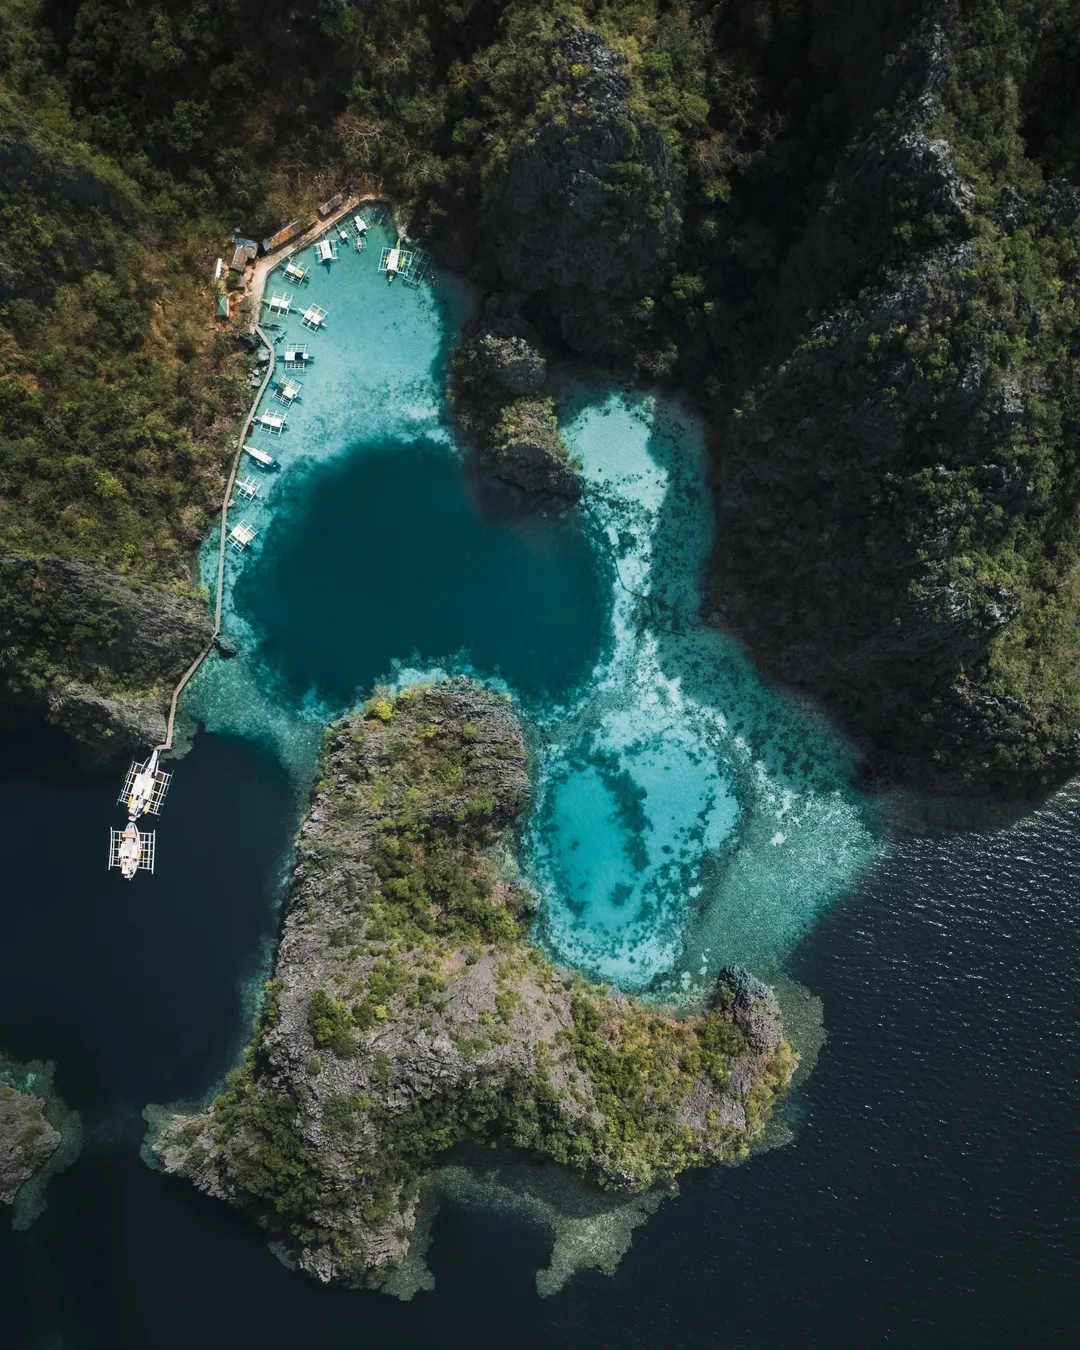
[243,443,281,470]
[118,749,171,820]
[256,410,287,435]
[109,822,155,878]
[283,345,311,370]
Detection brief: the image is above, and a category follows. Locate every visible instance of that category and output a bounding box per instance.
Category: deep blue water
[0,713,1077,1347]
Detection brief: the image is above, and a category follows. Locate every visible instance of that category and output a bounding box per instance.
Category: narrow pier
[111,191,420,878]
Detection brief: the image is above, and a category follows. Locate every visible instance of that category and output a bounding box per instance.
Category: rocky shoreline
[153,679,794,1287]
[0,1056,79,1225]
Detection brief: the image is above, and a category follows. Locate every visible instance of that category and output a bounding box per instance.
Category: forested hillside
[3,0,1080,792]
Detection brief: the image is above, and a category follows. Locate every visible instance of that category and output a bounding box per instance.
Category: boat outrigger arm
[109,822,155,879]
[119,749,172,820]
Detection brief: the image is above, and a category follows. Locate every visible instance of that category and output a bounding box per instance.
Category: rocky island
[0,1079,60,1208]
[0,1056,79,1226]
[154,680,794,1286]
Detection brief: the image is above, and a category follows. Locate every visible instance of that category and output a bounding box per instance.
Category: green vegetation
[4,0,1080,777]
[158,683,792,1281]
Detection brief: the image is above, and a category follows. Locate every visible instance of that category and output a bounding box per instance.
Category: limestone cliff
[488,24,679,356]
[0,556,211,760]
[706,14,1080,796]
[154,679,793,1287]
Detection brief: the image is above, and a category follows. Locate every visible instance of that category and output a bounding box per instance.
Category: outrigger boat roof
[243,443,281,469]
[283,345,310,369]
[236,475,260,500]
[267,291,293,314]
[275,377,303,406]
[354,215,369,234]
[315,238,338,263]
[283,258,308,282]
[379,244,431,287]
[109,824,155,879]
[257,411,287,433]
[301,304,327,330]
[228,520,258,552]
[119,751,171,820]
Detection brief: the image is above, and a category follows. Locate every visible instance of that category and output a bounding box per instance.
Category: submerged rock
[154,679,794,1288]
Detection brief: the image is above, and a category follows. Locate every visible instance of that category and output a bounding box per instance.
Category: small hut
[230,237,258,271]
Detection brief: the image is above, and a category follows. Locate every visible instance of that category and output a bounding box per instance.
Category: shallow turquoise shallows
[184,220,877,992]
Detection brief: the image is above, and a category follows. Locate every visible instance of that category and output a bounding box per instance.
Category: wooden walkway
[151,192,391,754]
[152,319,276,752]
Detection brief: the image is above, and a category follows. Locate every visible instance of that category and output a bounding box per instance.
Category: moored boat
[243,444,281,470]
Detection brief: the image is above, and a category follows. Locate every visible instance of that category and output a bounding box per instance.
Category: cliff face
[154,680,793,1287]
[706,15,1080,796]
[0,556,212,758]
[489,25,679,356]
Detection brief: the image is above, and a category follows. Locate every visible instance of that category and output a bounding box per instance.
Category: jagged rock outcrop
[708,13,1080,796]
[481,334,547,397]
[0,1079,60,1207]
[486,403,582,499]
[490,24,679,354]
[0,556,211,759]
[453,319,582,500]
[154,679,793,1287]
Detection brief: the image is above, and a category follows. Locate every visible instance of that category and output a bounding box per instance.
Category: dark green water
[234,439,612,709]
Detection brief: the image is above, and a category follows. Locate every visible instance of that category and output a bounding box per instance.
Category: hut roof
[262,219,304,253]
[230,238,258,270]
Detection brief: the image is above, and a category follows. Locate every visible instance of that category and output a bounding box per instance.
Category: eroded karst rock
[154,680,793,1287]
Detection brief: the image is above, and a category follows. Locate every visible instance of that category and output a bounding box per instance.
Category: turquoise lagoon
[184,220,877,994]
